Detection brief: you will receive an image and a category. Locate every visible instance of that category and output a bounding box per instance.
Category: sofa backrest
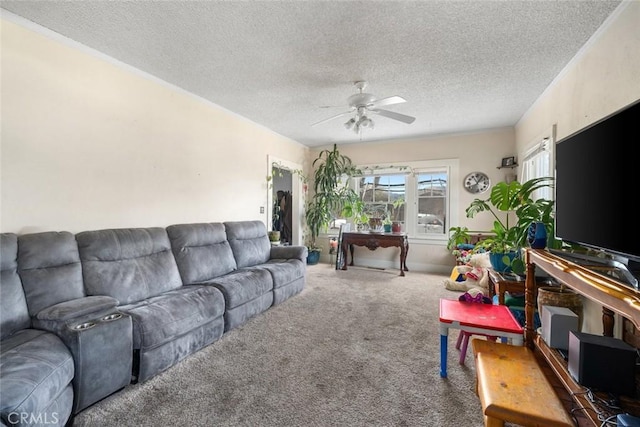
[17,231,85,317]
[224,221,271,269]
[0,233,31,339]
[166,222,237,284]
[76,228,183,304]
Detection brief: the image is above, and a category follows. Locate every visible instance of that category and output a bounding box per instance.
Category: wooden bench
[471,339,574,427]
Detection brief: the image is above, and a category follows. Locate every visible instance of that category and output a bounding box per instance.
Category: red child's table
[439,298,524,378]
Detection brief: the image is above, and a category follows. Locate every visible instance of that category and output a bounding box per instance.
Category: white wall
[516,1,640,149]
[1,18,308,234]
[515,1,640,336]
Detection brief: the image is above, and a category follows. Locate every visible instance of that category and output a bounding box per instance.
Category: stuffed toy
[443,252,492,293]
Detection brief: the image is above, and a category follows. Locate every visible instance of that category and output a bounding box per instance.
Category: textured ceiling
[1,1,623,147]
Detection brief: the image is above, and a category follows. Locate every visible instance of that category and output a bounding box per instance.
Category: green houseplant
[463,177,557,274]
[305,144,361,263]
[342,198,369,230]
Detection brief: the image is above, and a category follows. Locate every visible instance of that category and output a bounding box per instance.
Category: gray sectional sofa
[0,221,307,426]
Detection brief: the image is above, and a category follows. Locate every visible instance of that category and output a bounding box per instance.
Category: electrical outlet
[260,206,264,214]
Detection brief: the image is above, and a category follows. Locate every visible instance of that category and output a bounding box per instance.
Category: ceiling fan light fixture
[312,81,415,133]
[359,116,373,128]
[344,118,356,129]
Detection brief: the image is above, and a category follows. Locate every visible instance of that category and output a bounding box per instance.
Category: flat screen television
[554,98,640,287]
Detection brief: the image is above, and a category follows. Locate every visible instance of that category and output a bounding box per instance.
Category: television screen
[555,99,640,267]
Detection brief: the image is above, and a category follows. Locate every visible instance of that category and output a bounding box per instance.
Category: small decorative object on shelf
[498,156,517,169]
[527,221,547,249]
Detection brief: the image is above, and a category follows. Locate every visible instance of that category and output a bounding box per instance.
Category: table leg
[440,323,448,378]
[404,239,409,271]
[340,241,348,271]
[349,244,355,266]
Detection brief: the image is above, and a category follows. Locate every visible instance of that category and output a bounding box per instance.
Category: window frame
[520,128,555,202]
[349,159,460,243]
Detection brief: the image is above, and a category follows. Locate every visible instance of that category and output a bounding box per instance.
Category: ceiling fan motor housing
[348,93,377,109]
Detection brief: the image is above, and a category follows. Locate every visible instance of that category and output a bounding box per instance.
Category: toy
[444,253,491,293]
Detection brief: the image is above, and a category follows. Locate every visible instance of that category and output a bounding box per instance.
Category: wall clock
[463,172,491,194]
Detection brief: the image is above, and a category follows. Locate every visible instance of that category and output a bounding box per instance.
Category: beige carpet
[72,264,485,427]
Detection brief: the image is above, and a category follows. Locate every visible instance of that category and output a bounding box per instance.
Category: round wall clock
[463,172,491,194]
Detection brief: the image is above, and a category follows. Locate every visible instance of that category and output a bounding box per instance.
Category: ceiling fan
[312,81,416,134]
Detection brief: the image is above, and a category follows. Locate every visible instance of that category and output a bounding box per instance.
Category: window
[520,134,554,201]
[358,175,406,223]
[416,172,447,235]
[348,160,457,240]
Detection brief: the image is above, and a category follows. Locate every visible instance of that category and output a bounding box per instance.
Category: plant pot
[391,221,402,233]
[489,251,517,273]
[268,231,280,242]
[369,217,383,232]
[383,223,392,233]
[527,222,548,249]
[307,249,321,265]
[537,286,583,330]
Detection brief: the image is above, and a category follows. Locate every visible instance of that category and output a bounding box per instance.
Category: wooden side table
[340,231,409,276]
[488,269,526,305]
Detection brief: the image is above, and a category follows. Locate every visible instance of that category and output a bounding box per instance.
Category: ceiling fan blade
[311,111,352,127]
[370,108,416,124]
[371,96,406,108]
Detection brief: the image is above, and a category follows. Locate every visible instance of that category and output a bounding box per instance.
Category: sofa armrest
[270,245,308,262]
[36,296,119,322]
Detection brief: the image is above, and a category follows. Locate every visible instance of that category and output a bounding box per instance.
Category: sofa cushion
[166,223,237,283]
[224,221,271,269]
[0,329,74,420]
[259,259,306,289]
[77,228,183,304]
[1,233,31,340]
[270,245,308,263]
[119,285,225,350]
[17,232,85,317]
[204,268,273,309]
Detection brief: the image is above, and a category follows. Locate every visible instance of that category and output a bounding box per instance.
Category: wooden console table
[340,232,409,276]
[525,249,640,426]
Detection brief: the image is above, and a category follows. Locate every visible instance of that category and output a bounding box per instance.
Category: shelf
[497,163,518,169]
[526,249,640,331]
[525,249,640,427]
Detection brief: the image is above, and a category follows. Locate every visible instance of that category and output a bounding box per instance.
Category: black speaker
[568,331,637,396]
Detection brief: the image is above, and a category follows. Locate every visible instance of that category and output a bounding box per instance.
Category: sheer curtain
[520,127,555,201]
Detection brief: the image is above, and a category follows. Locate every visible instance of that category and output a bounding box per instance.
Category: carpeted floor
[72,264,485,427]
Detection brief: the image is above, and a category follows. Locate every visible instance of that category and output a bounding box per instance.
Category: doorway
[272,167,293,245]
[267,156,304,246]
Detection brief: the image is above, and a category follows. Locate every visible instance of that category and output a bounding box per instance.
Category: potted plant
[342,199,369,231]
[446,226,473,251]
[305,144,361,264]
[389,198,404,232]
[268,230,281,243]
[464,177,557,274]
[382,215,392,232]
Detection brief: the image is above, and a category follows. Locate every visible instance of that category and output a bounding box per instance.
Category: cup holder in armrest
[101,313,123,322]
[74,322,96,330]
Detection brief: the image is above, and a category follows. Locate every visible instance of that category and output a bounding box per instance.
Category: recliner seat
[76,227,225,383]
[0,233,74,427]
[16,231,132,414]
